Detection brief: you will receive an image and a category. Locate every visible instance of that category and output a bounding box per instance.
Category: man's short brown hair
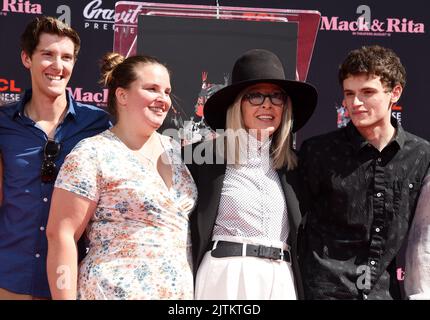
[20,16,81,59]
[338,45,406,90]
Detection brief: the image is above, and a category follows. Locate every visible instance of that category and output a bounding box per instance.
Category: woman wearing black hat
[186,49,317,300]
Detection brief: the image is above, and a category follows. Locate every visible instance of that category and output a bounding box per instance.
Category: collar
[12,89,77,120]
[247,132,272,153]
[346,117,406,154]
[244,132,273,166]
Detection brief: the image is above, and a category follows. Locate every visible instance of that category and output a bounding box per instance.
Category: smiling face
[116,63,172,134]
[342,74,402,129]
[21,33,75,100]
[241,83,285,138]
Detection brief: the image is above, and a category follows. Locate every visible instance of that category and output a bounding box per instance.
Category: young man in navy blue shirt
[0,16,111,299]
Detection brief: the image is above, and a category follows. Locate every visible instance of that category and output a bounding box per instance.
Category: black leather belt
[210,240,291,262]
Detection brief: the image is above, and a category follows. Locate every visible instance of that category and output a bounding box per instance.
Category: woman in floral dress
[46,53,197,300]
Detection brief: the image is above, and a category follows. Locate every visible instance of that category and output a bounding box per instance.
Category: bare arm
[46,187,96,300]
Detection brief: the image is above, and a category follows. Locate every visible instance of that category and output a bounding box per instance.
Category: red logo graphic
[0,78,22,105]
[194,71,229,118]
[0,78,22,92]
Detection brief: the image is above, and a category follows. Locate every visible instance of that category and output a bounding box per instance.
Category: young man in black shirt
[299,45,430,300]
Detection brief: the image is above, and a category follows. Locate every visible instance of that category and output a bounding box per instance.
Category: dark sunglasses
[243,92,287,106]
[41,139,61,183]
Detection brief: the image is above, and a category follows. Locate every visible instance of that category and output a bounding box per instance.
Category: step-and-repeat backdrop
[1,0,429,146]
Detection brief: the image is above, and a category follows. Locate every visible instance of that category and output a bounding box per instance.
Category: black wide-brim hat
[204,49,318,132]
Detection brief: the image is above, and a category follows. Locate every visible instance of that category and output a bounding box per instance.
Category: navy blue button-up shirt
[0,89,111,297]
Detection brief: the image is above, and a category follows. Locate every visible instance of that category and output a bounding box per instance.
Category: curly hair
[338,45,406,90]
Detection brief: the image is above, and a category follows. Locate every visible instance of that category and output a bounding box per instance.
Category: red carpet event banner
[1,0,429,145]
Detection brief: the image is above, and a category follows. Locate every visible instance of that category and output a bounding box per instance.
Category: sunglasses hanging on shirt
[41,139,61,183]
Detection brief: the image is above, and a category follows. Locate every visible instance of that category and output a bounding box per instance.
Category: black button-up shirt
[298,118,430,300]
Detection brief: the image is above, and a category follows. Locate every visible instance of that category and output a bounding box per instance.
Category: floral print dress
[55,130,197,300]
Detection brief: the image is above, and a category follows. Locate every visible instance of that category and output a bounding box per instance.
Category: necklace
[111,128,160,167]
[137,138,157,166]
[24,103,68,139]
[24,103,67,124]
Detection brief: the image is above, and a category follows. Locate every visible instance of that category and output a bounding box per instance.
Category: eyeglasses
[41,139,61,183]
[243,92,287,106]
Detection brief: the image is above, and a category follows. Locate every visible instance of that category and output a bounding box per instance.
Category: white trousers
[195,249,297,300]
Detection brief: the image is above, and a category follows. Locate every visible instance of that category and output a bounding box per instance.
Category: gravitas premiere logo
[82,0,143,32]
[1,0,42,15]
[321,5,425,37]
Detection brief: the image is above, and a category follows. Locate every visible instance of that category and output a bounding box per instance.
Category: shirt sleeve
[54,138,100,202]
[405,175,430,299]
